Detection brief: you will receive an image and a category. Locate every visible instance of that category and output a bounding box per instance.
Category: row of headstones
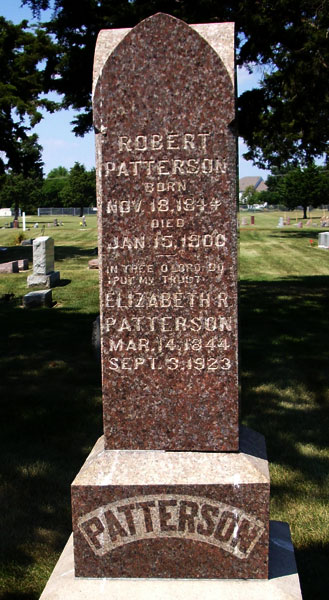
[278,217,329,227]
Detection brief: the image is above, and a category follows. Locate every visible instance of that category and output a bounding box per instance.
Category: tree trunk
[303,205,308,219]
[14,200,19,221]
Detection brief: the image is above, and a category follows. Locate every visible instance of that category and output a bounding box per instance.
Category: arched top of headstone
[93,12,234,135]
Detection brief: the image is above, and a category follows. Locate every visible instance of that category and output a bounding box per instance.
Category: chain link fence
[37,207,97,216]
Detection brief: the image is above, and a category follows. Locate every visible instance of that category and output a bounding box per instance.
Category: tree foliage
[41,166,69,206]
[0,15,57,175]
[21,0,329,170]
[0,163,95,215]
[59,163,96,213]
[0,172,43,215]
[240,185,259,206]
[263,164,329,217]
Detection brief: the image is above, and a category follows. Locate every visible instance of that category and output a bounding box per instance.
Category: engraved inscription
[78,494,265,559]
[102,131,235,373]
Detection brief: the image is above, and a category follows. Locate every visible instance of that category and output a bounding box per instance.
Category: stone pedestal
[71,428,269,579]
[27,271,60,288]
[40,522,302,600]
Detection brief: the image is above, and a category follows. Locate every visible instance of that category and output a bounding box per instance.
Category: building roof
[239,176,267,192]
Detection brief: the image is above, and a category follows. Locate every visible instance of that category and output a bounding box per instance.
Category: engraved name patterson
[78,494,265,560]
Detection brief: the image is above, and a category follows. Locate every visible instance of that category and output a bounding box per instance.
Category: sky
[1,0,270,181]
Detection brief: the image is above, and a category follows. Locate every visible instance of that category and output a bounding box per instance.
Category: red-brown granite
[93,14,238,451]
[71,428,269,579]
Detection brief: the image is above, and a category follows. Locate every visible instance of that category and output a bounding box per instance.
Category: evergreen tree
[0,16,57,174]
[22,0,329,169]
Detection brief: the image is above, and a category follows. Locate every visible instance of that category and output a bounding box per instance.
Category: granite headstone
[72,13,269,580]
[94,13,238,452]
[39,14,302,598]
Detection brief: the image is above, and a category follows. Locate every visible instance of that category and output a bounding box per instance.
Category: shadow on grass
[0,245,33,263]
[56,278,71,287]
[1,275,328,598]
[55,246,98,261]
[0,244,98,267]
[0,301,102,599]
[239,275,329,599]
[268,230,325,239]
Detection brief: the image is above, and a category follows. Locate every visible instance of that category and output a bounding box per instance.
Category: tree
[0,16,57,175]
[240,185,259,207]
[59,162,96,216]
[41,166,69,206]
[23,0,329,169]
[264,164,329,218]
[0,172,43,215]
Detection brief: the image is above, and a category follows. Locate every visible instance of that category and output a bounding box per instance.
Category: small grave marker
[27,236,60,288]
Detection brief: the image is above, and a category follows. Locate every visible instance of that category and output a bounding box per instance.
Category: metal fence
[37,207,97,216]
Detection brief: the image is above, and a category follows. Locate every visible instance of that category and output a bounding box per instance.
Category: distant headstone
[27,236,60,288]
[18,259,29,271]
[251,215,255,225]
[23,289,52,308]
[241,216,248,226]
[277,217,284,227]
[0,260,19,273]
[21,238,33,246]
[318,231,329,248]
[88,258,99,269]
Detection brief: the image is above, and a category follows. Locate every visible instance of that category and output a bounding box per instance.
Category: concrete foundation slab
[39,521,302,600]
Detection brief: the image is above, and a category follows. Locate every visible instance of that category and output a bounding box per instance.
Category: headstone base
[39,522,302,600]
[71,428,270,579]
[27,271,60,288]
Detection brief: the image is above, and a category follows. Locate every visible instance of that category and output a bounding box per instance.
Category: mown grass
[1,211,329,599]
[0,215,102,599]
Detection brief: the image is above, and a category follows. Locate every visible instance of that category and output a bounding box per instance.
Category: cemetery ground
[0,211,328,599]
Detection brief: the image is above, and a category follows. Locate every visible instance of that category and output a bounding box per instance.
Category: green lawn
[0,211,328,598]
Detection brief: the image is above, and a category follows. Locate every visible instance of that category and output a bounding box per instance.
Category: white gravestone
[27,236,60,288]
